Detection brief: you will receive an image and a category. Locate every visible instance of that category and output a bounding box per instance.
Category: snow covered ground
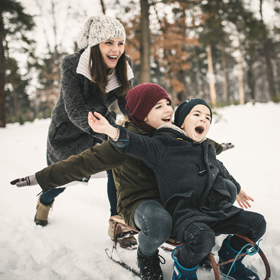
[0,102,279,280]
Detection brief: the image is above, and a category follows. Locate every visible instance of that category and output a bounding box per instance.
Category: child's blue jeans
[178,210,266,268]
[134,199,173,257]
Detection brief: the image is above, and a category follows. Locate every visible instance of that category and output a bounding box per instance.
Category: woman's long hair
[89,45,131,95]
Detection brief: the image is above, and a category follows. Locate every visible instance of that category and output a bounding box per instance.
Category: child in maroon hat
[126,83,172,133]
[88,92,266,280]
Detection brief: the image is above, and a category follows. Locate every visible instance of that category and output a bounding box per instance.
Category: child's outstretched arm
[11,175,38,187]
[88,112,119,140]
[11,140,127,191]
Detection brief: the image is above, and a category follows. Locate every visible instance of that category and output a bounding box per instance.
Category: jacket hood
[157,123,186,135]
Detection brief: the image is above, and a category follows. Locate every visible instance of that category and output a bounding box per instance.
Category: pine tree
[0,0,34,127]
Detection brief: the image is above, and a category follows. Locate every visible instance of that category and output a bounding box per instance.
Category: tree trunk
[206,44,217,107]
[0,10,6,127]
[262,37,277,101]
[140,0,151,83]
[237,42,245,105]
[221,46,229,104]
[99,0,106,15]
[246,54,256,102]
[259,0,263,20]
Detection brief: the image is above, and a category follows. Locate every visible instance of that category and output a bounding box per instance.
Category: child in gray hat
[88,93,266,280]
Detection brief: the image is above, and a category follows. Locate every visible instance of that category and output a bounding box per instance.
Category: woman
[35,15,136,248]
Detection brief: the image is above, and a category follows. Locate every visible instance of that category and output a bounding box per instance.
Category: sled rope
[224,239,262,280]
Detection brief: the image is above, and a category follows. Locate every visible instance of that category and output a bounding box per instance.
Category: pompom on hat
[76,15,126,49]
[174,98,212,128]
[126,83,171,133]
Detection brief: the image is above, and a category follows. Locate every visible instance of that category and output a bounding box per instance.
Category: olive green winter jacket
[36,122,158,229]
[36,122,224,229]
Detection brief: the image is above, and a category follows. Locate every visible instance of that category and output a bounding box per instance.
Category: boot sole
[34,215,48,227]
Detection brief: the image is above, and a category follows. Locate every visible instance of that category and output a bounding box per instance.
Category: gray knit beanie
[76,15,126,49]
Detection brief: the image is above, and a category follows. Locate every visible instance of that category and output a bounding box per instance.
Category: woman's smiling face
[99,38,125,69]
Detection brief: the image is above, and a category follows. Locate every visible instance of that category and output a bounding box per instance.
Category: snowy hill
[0,102,280,279]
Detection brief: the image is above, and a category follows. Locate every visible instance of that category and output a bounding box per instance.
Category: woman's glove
[105,111,117,125]
[221,142,235,151]
[10,174,38,187]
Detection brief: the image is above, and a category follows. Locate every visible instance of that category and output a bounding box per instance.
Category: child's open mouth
[195,126,204,134]
[162,117,171,122]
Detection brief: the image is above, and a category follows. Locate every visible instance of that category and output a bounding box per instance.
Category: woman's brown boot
[34,195,53,226]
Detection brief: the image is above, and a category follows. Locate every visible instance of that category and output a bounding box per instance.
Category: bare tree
[0,6,5,127]
[237,41,245,105]
[100,0,106,15]
[140,0,151,83]
[206,45,217,107]
[33,0,71,113]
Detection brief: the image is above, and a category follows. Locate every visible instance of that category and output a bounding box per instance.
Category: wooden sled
[110,216,271,280]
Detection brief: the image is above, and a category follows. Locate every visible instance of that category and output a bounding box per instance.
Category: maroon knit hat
[126,83,171,121]
[126,83,172,133]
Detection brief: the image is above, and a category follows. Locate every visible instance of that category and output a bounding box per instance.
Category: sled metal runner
[105,247,141,278]
[107,216,271,280]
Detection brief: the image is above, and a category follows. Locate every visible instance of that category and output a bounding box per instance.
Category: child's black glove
[10,174,38,187]
[221,142,235,151]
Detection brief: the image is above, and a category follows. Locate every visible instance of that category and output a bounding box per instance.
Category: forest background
[0,0,280,127]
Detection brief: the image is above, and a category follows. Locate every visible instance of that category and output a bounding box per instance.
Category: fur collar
[157,123,206,143]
